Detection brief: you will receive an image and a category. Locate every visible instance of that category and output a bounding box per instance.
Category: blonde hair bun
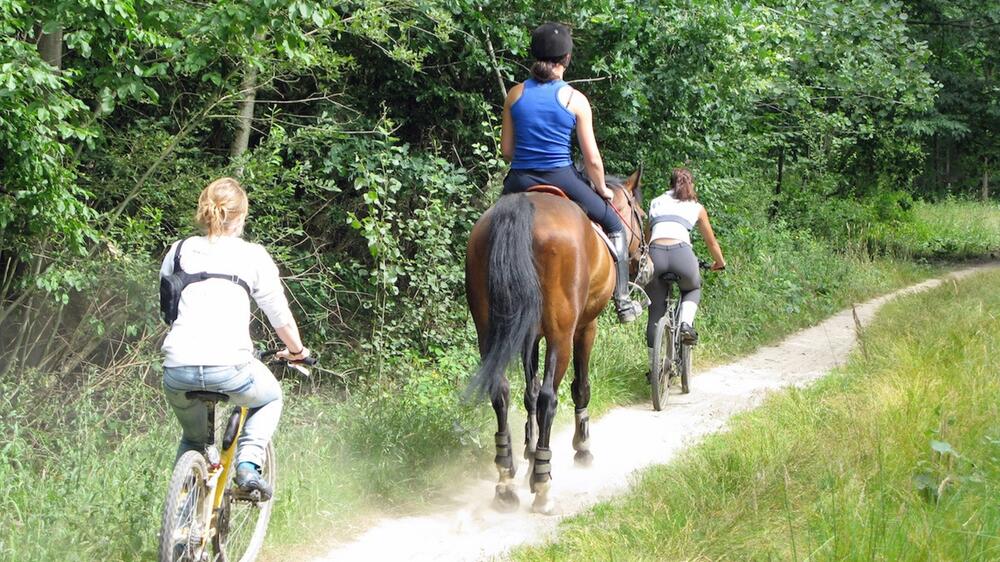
[196,177,248,237]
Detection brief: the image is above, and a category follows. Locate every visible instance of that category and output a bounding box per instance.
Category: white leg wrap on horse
[680,301,698,326]
[573,408,590,451]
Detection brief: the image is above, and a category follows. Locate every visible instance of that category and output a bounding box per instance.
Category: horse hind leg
[531,334,571,515]
[523,337,541,464]
[571,320,597,467]
[491,377,519,512]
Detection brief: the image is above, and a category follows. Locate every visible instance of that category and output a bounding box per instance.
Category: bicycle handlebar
[255,348,318,366]
[698,260,725,271]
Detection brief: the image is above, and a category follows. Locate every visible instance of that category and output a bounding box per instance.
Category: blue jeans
[163,360,283,466]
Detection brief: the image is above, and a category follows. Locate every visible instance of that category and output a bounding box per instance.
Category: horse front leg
[491,375,519,512]
[531,334,571,515]
[571,320,597,467]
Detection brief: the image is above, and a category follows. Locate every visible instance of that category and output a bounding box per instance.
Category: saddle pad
[524,185,615,258]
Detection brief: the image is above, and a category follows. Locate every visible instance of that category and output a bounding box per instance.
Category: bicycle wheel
[650,315,674,411]
[214,441,277,562]
[159,451,211,562]
[679,342,692,394]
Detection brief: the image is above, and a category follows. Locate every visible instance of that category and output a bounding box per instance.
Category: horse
[465,168,646,514]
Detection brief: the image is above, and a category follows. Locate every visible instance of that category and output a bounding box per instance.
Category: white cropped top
[648,190,703,245]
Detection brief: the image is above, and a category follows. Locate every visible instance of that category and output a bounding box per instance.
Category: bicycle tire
[213,441,277,562]
[159,451,211,562]
[679,342,692,394]
[650,315,673,411]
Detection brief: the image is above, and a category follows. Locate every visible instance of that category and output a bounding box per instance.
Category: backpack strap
[198,272,252,297]
[173,237,187,274]
[173,237,252,297]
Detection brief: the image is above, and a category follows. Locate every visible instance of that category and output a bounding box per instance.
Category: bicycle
[158,349,316,562]
[648,260,717,411]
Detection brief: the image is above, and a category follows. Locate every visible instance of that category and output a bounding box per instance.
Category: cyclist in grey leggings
[645,168,726,363]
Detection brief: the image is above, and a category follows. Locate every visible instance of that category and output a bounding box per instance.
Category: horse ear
[628,164,644,204]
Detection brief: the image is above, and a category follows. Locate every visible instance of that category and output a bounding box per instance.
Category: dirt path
[310,265,995,562]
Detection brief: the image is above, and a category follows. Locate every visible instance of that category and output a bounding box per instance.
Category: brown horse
[465,169,645,514]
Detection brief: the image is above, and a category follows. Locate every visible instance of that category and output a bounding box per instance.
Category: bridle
[608,186,652,286]
[609,186,649,262]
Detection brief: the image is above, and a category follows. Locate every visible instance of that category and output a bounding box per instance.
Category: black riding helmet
[530,22,573,62]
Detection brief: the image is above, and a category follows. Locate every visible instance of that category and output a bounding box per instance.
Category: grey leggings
[644,242,702,347]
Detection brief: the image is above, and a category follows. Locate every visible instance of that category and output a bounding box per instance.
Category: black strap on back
[174,238,252,297]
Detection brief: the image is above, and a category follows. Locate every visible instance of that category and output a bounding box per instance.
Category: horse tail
[468,193,541,401]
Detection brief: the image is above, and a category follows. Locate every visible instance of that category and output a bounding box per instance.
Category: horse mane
[575,160,627,191]
[606,174,627,190]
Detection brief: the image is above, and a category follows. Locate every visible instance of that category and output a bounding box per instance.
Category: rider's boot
[235,461,273,501]
[610,231,642,323]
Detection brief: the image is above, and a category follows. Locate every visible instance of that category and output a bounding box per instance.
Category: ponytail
[530,53,571,83]
[670,168,697,202]
[196,177,248,238]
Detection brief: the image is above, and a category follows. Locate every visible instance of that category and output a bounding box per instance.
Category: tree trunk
[484,33,508,102]
[38,26,63,69]
[230,63,259,162]
[769,147,785,219]
[983,158,991,202]
[944,141,952,191]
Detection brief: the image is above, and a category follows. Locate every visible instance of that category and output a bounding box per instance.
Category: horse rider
[499,22,643,323]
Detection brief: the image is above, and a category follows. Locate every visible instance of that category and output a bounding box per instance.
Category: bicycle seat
[185,391,230,403]
[660,272,681,282]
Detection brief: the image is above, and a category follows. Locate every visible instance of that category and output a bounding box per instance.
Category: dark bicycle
[648,260,716,411]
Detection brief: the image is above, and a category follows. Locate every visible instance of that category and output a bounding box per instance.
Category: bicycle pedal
[231,488,262,503]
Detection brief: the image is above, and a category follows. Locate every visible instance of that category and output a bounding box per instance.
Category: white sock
[679,302,698,326]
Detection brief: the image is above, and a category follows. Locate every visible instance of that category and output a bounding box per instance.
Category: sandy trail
[311,265,994,562]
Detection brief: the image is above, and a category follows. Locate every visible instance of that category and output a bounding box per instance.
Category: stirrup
[628,282,652,308]
[616,299,642,323]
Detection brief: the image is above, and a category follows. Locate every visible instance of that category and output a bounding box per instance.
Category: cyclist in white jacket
[160,177,309,501]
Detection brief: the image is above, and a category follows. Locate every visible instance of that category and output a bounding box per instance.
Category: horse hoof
[493,486,520,512]
[574,450,593,467]
[531,494,556,515]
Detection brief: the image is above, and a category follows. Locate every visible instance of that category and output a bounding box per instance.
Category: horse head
[609,165,646,262]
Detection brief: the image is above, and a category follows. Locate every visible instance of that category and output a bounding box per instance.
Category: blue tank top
[510,79,576,170]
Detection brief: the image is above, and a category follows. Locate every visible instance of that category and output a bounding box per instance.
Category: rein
[608,189,653,288]
[609,190,649,261]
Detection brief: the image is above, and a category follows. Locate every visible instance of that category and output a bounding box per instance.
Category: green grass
[512,268,1000,561]
[0,201,996,561]
[866,200,1000,260]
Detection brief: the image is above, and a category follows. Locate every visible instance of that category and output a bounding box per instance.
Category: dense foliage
[1,3,998,557]
[0,0,995,396]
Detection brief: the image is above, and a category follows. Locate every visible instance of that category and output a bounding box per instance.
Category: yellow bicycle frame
[212,406,248,509]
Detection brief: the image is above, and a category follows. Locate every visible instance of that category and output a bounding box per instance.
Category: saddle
[525,185,615,257]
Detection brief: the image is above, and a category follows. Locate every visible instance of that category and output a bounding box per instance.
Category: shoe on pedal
[679,323,698,345]
[235,461,272,502]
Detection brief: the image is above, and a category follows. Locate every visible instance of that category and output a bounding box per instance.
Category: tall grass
[513,268,1000,561]
[866,200,1000,260]
[1,201,995,561]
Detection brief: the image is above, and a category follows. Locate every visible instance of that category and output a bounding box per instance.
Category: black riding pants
[644,242,702,347]
[503,166,624,233]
